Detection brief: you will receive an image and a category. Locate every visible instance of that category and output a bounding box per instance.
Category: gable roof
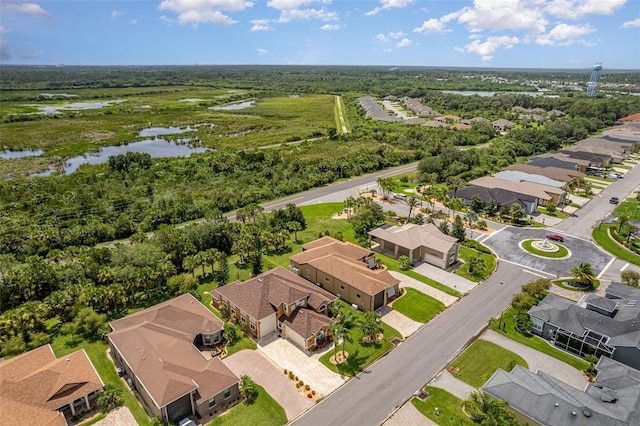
[213,266,337,321]
[469,176,563,201]
[528,156,582,170]
[619,112,640,123]
[492,118,515,128]
[0,345,103,426]
[493,170,565,188]
[450,185,536,208]
[108,293,238,409]
[290,237,399,296]
[281,308,335,340]
[482,362,640,426]
[368,223,458,254]
[505,164,584,182]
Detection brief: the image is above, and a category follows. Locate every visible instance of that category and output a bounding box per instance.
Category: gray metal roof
[494,170,566,188]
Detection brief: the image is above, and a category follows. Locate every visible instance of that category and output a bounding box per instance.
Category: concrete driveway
[258,335,345,398]
[412,262,477,294]
[483,226,612,277]
[389,271,458,307]
[221,350,314,420]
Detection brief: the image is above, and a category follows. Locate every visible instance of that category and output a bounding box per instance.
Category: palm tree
[344,196,356,219]
[407,196,419,218]
[616,213,630,233]
[449,177,465,199]
[571,262,595,287]
[466,253,485,275]
[182,255,196,277]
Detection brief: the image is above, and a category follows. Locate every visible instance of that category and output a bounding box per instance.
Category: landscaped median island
[455,242,496,283]
[521,239,570,258]
[593,223,640,267]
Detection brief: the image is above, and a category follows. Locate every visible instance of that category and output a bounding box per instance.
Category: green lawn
[521,240,570,258]
[50,335,152,426]
[320,301,402,376]
[614,198,640,219]
[456,246,496,282]
[536,207,569,218]
[208,385,286,426]
[553,279,600,292]
[411,386,475,426]
[450,340,528,388]
[382,255,461,298]
[490,307,588,370]
[592,224,640,267]
[224,336,257,357]
[392,288,445,323]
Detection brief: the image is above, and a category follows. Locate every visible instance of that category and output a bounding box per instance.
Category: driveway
[412,262,477,294]
[93,407,137,426]
[258,335,345,397]
[222,350,313,420]
[483,226,612,277]
[480,329,587,390]
[389,271,458,307]
[378,306,421,338]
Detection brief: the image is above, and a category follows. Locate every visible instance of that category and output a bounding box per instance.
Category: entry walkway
[429,370,476,400]
[258,334,345,397]
[222,350,313,420]
[378,305,421,338]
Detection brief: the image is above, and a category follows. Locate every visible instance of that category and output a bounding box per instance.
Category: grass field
[320,301,401,376]
[411,387,475,426]
[207,385,287,426]
[490,307,588,370]
[392,288,445,322]
[450,340,528,388]
[456,246,496,282]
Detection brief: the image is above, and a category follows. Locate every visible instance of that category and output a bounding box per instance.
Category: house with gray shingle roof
[368,223,459,269]
[529,283,640,370]
[492,118,515,131]
[528,155,585,172]
[493,170,566,188]
[448,185,538,214]
[482,357,640,426]
[469,176,567,207]
[290,237,400,312]
[212,266,337,351]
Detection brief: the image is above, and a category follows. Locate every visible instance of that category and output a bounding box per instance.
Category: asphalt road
[291,261,527,426]
[555,163,640,239]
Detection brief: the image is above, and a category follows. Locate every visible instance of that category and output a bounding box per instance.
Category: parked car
[546,234,564,242]
[610,197,620,204]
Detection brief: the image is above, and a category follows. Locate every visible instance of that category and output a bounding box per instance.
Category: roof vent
[555,403,559,407]
[258,278,263,282]
[65,358,70,362]
[583,410,592,417]
[571,412,577,416]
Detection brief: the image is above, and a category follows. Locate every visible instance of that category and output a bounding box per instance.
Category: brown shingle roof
[470,176,563,200]
[108,294,237,409]
[619,112,640,123]
[0,345,103,426]
[213,267,337,321]
[300,236,371,259]
[282,309,334,340]
[368,223,458,254]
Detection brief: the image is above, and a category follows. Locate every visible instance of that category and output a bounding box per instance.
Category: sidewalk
[428,370,476,400]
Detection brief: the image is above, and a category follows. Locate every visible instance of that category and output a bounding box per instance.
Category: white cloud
[366,0,413,16]
[546,0,626,19]
[111,10,124,20]
[535,22,594,45]
[130,19,138,24]
[267,0,330,9]
[414,18,447,34]
[457,0,547,35]
[250,19,272,31]
[321,23,341,30]
[621,18,640,28]
[257,48,268,56]
[396,38,412,47]
[460,35,520,62]
[2,2,52,18]
[277,8,337,23]
[158,0,253,26]
[374,33,389,43]
[389,31,406,39]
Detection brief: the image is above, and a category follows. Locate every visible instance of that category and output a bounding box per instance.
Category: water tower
[586,63,603,97]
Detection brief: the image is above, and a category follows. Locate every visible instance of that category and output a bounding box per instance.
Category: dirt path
[336,95,349,134]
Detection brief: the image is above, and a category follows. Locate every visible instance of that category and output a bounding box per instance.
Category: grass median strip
[392,288,445,322]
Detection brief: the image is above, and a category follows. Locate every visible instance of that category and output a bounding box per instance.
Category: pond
[138,126,196,137]
[38,100,124,114]
[34,139,208,176]
[0,149,44,159]
[211,99,255,110]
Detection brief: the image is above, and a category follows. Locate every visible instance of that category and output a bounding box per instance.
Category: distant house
[422,120,449,128]
[443,114,461,122]
[493,170,566,188]
[529,283,640,370]
[289,236,400,312]
[575,135,638,157]
[558,148,612,167]
[528,155,584,172]
[546,109,565,117]
[451,123,471,131]
[0,344,104,426]
[469,176,567,208]
[108,293,240,423]
[368,223,459,269]
[492,119,515,131]
[504,164,584,183]
[482,357,640,426]
[603,123,640,141]
[212,267,337,351]
[460,116,490,125]
[618,112,640,123]
[449,185,538,214]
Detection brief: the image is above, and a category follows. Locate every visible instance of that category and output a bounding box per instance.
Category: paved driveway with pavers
[483,227,612,277]
[379,306,421,338]
[480,329,588,390]
[222,349,314,420]
[389,271,458,306]
[412,262,477,294]
[258,336,345,397]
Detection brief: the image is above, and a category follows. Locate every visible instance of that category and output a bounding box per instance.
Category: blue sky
[1,0,639,68]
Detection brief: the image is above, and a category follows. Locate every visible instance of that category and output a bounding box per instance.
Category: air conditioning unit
[351,304,359,310]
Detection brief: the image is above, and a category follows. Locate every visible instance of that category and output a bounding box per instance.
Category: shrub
[305,384,310,391]
[288,372,295,380]
[298,380,304,387]
[477,220,488,230]
[307,393,313,398]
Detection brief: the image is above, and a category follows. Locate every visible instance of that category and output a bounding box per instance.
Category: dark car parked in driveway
[610,197,620,204]
[546,234,564,242]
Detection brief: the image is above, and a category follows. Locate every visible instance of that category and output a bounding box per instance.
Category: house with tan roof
[492,118,515,131]
[505,164,584,183]
[368,223,459,269]
[289,237,400,312]
[0,344,104,426]
[470,176,567,207]
[107,293,240,424]
[212,266,337,351]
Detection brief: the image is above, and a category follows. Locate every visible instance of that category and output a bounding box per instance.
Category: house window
[324,277,330,283]
[231,307,236,315]
[209,398,216,409]
[250,323,256,331]
[204,335,211,345]
[339,285,345,291]
[222,302,227,310]
[241,316,246,323]
[284,304,288,313]
[356,293,361,299]
[224,388,231,399]
[306,269,310,278]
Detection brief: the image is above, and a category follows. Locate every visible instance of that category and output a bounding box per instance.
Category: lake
[0,149,44,159]
[34,139,208,176]
[38,100,124,114]
[211,100,256,110]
